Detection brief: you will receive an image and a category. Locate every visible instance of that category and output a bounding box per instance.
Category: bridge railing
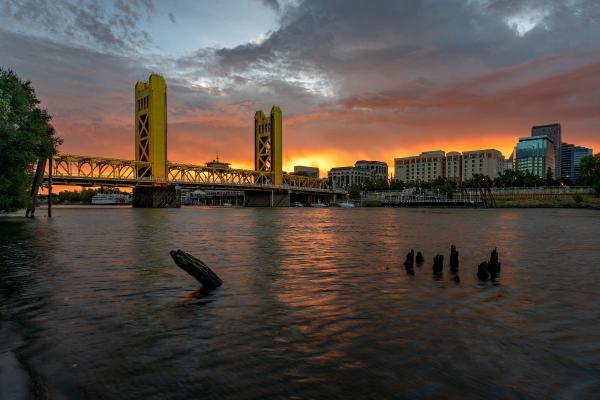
[50,154,142,181]
[282,173,329,190]
[460,186,595,196]
[168,162,273,185]
[42,154,342,193]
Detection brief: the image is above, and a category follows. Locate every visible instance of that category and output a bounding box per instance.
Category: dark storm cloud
[2,0,600,166]
[207,0,600,98]
[1,0,156,52]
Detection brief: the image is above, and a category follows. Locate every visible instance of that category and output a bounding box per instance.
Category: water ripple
[1,207,599,399]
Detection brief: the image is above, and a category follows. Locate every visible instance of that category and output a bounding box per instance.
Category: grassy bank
[495,195,600,209]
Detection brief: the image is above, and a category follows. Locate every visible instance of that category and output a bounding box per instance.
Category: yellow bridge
[47,154,332,193]
[40,73,343,207]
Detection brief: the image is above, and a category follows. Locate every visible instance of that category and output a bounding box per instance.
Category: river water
[1,207,599,399]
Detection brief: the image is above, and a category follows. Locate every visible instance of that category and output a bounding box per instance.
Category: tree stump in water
[450,245,459,272]
[404,249,415,269]
[170,250,223,289]
[416,251,424,264]
[433,254,444,273]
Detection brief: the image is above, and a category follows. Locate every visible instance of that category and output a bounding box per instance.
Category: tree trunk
[170,250,223,289]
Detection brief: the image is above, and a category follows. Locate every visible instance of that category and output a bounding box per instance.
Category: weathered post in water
[25,158,46,218]
[170,250,223,289]
[477,261,489,280]
[450,245,459,272]
[47,156,52,218]
[404,249,415,269]
[416,251,424,265]
[433,254,444,273]
[488,248,501,276]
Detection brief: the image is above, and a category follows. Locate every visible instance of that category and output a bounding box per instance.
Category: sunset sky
[2,0,599,176]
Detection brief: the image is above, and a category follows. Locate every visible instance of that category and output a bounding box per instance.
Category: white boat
[311,201,327,208]
[91,193,132,205]
[338,201,355,208]
[222,201,233,207]
[291,201,304,207]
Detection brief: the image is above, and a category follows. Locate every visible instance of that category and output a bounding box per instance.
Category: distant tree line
[53,188,128,204]
[347,177,457,199]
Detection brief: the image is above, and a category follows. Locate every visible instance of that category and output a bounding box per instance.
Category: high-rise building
[561,144,593,181]
[532,123,561,178]
[573,146,593,181]
[293,166,319,178]
[516,136,556,178]
[504,147,516,171]
[355,160,388,181]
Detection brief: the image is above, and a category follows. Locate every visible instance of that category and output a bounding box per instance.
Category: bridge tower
[254,106,282,185]
[135,73,167,180]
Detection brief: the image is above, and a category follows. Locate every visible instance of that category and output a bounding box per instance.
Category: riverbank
[495,196,600,209]
[359,195,600,209]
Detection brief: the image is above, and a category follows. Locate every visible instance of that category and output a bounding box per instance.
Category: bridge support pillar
[244,190,290,207]
[133,185,180,208]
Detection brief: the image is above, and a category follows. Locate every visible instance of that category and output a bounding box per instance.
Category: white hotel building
[394,149,505,183]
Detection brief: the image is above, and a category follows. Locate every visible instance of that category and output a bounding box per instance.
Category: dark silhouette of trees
[0,69,61,211]
[579,153,600,193]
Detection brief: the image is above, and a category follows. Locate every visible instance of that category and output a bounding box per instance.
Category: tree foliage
[0,69,61,211]
[579,153,600,193]
[56,188,126,204]
[347,184,362,199]
[490,169,546,188]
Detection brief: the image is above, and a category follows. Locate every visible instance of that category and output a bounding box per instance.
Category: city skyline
[2,0,599,176]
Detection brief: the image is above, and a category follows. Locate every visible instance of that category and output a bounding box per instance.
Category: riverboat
[91,193,132,205]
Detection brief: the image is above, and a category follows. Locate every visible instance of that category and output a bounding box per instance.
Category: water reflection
[1,208,600,399]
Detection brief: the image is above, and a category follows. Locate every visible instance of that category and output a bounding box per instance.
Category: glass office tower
[561,143,593,181]
[532,124,561,178]
[516,136,556,178]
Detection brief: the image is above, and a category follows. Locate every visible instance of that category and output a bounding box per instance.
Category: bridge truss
[44,154,338,193]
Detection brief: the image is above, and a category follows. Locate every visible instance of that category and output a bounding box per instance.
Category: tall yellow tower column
[135,73,167,180]
[254,106,282,185]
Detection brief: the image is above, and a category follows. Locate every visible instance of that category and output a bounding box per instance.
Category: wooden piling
[47,156,52,218]
[433,254,444,273]
[26,158,46,218]
[450,245,459,272]
[488,248,501,276]
[404,249,415,269]
[477,261,489,280]
[416,251,424,264]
